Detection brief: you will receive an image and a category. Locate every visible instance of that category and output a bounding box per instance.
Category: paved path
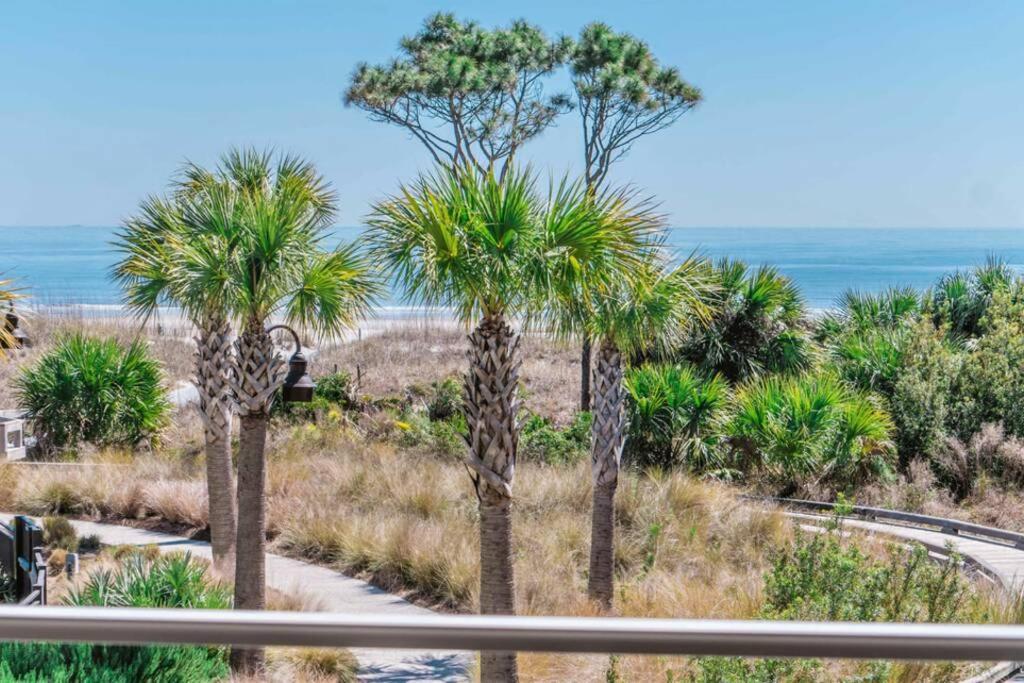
[0,513,472,682]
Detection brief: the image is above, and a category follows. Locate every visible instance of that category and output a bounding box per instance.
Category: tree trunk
[194,319,236,570]
[588,339,626,609]
[580,336,592,411]
[229,413,267,674]
[228,326,283,676]
[463,314,520,682]
[589,480,617,608]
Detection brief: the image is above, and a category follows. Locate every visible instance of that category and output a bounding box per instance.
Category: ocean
[2,226,1023,311]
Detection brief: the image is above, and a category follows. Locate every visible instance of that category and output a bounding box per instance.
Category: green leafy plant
[0,552,230,681]
[16,334,170,453]
[519,412,591,465]
[727,372,894,488]
[623,363,729,472]
[699,524,976,681]
[680,259,811,383]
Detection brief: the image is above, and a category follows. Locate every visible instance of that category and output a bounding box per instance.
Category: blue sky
[2,1,1023,228]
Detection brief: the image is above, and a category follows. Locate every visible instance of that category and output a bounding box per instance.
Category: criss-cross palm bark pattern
[193,318,237,569]
[588,339,626,606]
[463,315,521,681]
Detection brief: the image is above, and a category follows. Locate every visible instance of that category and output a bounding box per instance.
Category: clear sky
[2,1,1023,228]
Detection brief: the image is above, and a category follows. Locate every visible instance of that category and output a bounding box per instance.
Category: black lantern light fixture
[267,324,315,403]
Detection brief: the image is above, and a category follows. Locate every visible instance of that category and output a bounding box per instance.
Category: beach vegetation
[15,333,169,454]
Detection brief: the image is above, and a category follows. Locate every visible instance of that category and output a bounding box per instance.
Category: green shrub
[0,642,228,682]
[926,256,1015,340]
[949,290,1024,440]
[727,373,894,487]
[64,551,231,609]
[680,259,811,382]
[519,412,591,465]
[698,520,976,681]
[15,334,169,453]
[314,370,356,408]
[888,322,961,465]
[426,376,462,422]
[623,363,729,472]
[78,533,102,553]
[42,516,78,552]
[0,552,230,681]
[394,409,467,459]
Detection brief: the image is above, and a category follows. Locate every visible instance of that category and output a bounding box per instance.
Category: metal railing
[1,607,1024,662]
[757,496,1024,549]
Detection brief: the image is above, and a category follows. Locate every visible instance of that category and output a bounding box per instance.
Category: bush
[888,322,961,465]
[64,551,231,609]
[623,363,729,472]
[0,552,230,681]
[78,533,102,553]
[0,642,228,682]
[315,370,356,408]
[426,376,461,422]
[16,334,169,453]
[680,259,811,382]
[698,519,976,681]
[519,412,591,465]
[42,516,78,552]
[727,373,894,487]
[949,290,1024,440]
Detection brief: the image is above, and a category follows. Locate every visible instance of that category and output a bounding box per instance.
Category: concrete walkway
[0,513,472,682]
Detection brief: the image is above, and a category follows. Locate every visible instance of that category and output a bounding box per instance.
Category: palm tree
[114,179,241,570]
[554,256,714,608]
[367,165,653,681]
[0,276,20,352]
[181,149,379,675]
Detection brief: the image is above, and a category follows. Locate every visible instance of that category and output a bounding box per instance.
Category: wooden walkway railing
[0,516,46,606]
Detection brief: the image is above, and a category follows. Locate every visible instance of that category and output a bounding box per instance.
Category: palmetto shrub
[926,256,1016,340]
[679,259,812,383]
[16,334,169,453]
[624,363,729,471]
[727,373,894,487]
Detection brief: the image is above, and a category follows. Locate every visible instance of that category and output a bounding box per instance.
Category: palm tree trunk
[464,314,520,682]
[580,336,592,411]
[194,318,236,570]
[229,412,267,674]
[588,339,626,609]
[228,326,283,676]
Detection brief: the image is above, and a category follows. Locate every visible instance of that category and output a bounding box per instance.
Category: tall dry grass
[0,418,788,681]
[314,324,581,424]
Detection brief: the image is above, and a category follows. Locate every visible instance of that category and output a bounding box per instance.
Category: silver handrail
[1,607,1024,661]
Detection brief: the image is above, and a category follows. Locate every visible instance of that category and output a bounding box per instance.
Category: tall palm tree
[114,178,242,570]
[368,165,653,681]
[554,255,714,608]
[182,149,379,675]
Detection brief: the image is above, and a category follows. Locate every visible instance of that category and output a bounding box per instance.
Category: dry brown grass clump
[314,324,581,424]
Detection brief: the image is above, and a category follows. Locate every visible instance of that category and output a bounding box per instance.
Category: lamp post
[266,324,315,403]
